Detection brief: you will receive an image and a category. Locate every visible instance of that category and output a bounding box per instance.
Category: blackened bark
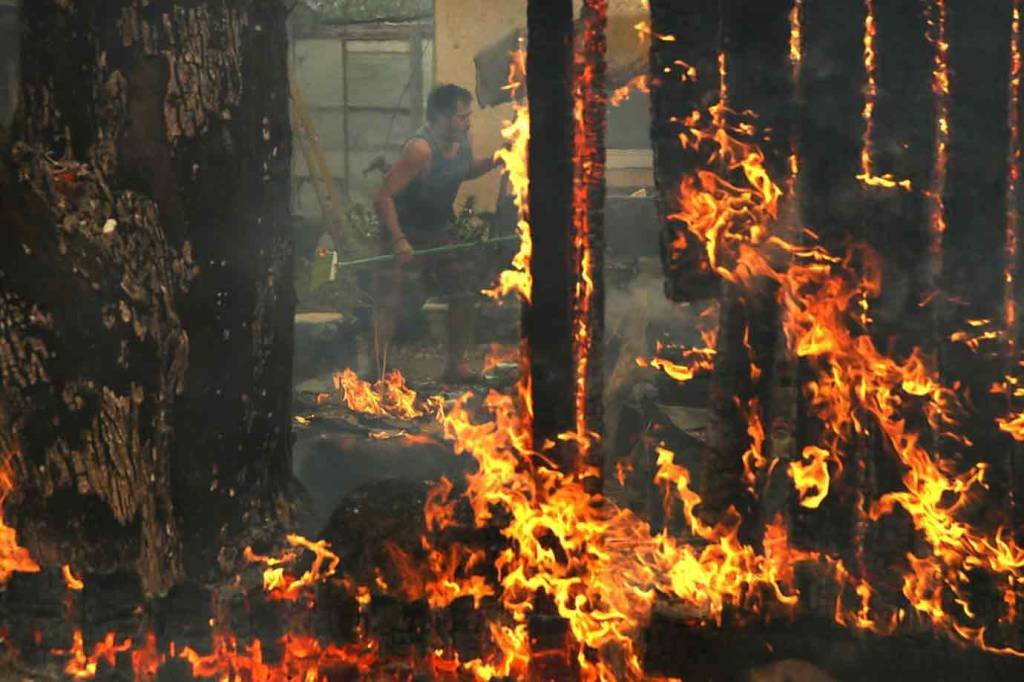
[0,0,294,595]
[525,0,576,451]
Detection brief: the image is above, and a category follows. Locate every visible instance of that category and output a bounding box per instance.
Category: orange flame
[927,0,951,266]
[0,453,39,585]
[789,445,832,509]
[54,630,132,679]
[333,368,437,420]
[636,339,716,383]
[609,74,650,107]
[243,534,340,603]
[1006,0,1022,349]
[486,43,534,303]
[570,0,608,465]
[62,564,84,591]
[789,0,804,80]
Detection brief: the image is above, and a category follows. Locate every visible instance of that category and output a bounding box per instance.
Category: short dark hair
[426,84,472,122]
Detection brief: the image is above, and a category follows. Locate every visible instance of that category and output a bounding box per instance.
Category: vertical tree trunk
[574,0,608,487]
[0,0,294,596]
[525,0,576,454]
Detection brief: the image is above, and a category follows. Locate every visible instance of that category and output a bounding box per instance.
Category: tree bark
[0,0,294,596]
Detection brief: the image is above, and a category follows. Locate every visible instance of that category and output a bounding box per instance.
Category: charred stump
[0,0,295,596]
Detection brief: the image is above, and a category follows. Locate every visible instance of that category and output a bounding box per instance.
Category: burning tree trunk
[525,0,576,455]
[0,0,294,596]
[573,0,607,486]
[649,0,720,304]
[714,0,796,540]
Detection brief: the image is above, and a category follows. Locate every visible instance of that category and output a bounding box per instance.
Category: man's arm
[466,152,499,180]
[374,138,431,262]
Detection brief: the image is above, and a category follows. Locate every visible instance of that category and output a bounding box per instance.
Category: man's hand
[392,236,414,265]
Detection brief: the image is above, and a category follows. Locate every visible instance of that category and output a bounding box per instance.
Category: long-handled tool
[325,234,520,281]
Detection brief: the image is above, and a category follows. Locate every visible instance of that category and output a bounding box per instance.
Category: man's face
[448,100,472,136]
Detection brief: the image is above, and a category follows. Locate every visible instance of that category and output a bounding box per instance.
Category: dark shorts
[373,229,481,315]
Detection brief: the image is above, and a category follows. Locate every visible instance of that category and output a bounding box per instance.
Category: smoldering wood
[0,0,295,596]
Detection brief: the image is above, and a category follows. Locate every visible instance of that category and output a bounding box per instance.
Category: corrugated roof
[302,0,431,24]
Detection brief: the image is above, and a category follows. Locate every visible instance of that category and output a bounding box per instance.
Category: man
[372,84,500,382]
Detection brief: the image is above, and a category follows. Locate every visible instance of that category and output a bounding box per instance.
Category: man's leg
[371,264,402,380]
[443,294,479,381]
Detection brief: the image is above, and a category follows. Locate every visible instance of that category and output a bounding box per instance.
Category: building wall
[288,12,433,219]
[434,0,653,212]
[433,0,525,212]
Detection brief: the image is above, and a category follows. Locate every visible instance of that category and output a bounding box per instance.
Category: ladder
[289,72,351,255]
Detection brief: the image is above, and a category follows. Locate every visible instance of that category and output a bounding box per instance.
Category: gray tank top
[393,125,472,239]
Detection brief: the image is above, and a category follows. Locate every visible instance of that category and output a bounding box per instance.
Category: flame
[1006,0,1022,350]
[609,75,650,107]
[788,0,804,190]
[789,445,832,509]
[485,43,533,303]
[571,0,608,466]
[332,368,436,420]
[62,564,84,591]
[789,0,804,79]
[858,0,913,190]
[926,0,951,277]
[482,343,520,374]
[636,340,716,383]
[670,91,1024,655]
[242,534,340,603]
[42,1,1024,676]
[178,634,379,680]
[54,630,132,679]
[997,409,1024,440]
[433,391,815,679]
[0,453,39,585]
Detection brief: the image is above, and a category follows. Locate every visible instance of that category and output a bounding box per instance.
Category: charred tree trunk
[525,0,576,455]
[0,0,294,596]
